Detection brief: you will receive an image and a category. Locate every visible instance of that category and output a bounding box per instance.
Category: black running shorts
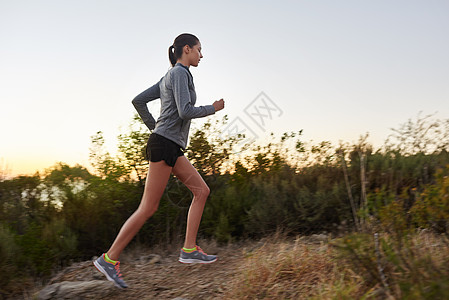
[145,133,184,167]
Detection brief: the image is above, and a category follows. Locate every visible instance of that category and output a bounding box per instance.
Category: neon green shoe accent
[104,253,118,264]
[182,246,197,253]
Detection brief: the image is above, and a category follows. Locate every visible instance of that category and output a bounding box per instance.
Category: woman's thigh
[172,156,209,195]
[139,161,173,212]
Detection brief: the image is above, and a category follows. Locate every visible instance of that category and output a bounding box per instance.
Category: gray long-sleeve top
[132,62,216,149]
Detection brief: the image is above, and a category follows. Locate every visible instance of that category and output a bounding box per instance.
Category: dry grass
[223,234,349,299]
[224,230,449,299]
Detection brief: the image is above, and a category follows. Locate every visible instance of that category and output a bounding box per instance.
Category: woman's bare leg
[172,156,210,249]
[107,161,172,261]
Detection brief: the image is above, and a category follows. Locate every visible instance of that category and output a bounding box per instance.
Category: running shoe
[93,253,128,289]
[178,245,218,264]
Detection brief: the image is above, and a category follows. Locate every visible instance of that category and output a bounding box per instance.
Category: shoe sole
[178,257,218,264]
[93,260,127,289]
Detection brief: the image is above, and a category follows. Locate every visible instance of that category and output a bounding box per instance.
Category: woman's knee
[193,184,210,199]
[138,205,158,219]
[137,197,160,219]
[204,184,210,197]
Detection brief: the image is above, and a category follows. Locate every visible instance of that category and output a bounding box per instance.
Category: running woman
[94,33,225,289]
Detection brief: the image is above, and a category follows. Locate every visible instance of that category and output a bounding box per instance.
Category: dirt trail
[35,241,259,300]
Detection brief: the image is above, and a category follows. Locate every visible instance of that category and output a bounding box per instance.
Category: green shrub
[332,230,449,299]
[411,165,449,233]
[0,224,20,288]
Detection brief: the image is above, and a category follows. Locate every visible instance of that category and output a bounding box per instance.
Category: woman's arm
[172,70,216,120]
[131,78,163,130]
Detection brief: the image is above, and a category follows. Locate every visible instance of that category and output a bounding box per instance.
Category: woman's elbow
[131,96,140,106]
[178,112,189,120]
[178,110,192,120]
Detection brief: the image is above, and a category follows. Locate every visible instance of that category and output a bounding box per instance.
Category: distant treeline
[1,112,448,293]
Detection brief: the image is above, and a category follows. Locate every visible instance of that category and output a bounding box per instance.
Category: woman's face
[188,42,203,67]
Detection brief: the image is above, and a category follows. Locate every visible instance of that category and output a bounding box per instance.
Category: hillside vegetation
[1,112,449,299]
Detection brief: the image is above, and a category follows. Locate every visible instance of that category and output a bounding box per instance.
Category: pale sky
[1,0,448,176]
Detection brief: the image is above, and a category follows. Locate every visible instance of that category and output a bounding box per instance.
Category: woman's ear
[183,45,191,54]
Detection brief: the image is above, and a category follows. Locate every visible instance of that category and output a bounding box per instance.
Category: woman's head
[168,33,203,68]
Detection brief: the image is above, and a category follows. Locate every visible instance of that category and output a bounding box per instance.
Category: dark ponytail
[168,33,200,67]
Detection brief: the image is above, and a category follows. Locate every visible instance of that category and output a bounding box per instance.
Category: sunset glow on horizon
[1,0,448,177]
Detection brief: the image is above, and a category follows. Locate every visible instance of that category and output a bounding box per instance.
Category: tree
[117,114,151,185]
[385,112,449,155]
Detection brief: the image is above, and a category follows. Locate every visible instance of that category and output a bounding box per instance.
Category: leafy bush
[411,165,449,232]
[0,224,20,289]
[332,230,449,299]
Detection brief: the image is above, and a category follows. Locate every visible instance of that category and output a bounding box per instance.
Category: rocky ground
[31,240,263,300]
